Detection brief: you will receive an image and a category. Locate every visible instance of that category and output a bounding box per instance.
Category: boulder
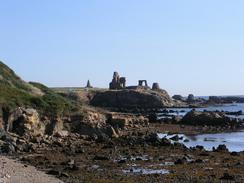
[172,95,184,101]
[187,94,195,103]
[181,110,232,126]
[54,130,69,138]
[7,107,45,136]
[215,144,229,152]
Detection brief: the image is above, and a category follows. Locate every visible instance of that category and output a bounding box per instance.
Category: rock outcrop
[69,109,149,139]
[208,96,244,104]
[90,89,173,110]
[107,113,149,129]
[6,107,45,136]
[181,110,232,126]
[172,95,184,101]
[187,94,195,103]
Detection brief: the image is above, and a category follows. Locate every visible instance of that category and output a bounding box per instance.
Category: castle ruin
[109,72,126,90]
[109,72,161,91]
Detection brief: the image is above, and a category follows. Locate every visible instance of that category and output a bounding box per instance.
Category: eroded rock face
[90,89,173,110]
[70,110,149,139]
[181,110,232,126]
[107,113,149,129]
[71,111,113,138]
[6,108,45,136]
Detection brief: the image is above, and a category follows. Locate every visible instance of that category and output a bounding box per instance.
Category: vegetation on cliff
[0,61,79,117]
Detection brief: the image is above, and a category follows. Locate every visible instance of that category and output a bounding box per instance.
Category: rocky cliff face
[68,109,149,139]
[0,61,151,142]
[90,89,174,110]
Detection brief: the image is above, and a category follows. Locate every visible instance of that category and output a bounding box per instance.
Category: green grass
[0,61,81,117]
[0,83,34,108]
[30,82,80,116]
[0,61,32,92]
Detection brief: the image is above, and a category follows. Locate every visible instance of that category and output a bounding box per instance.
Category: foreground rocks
[1,120,244,183]
[181,109,237,126]
[12,128,244,183]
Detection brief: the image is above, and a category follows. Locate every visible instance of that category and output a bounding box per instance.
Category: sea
[158,103,244,120]
[158,96,244,152]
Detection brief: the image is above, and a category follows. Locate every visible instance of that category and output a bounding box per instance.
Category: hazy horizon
[0,0,244,96]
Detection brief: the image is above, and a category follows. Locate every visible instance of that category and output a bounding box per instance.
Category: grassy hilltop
[0,61,79,116]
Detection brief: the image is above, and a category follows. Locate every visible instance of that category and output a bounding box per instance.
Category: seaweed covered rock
[181,110,232,126]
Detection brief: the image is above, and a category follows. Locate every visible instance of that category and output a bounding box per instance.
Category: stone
[86,80,92,88]
[93,155,109,161]
[195,159,204,163]
[54,130,69,138]
[152,83,160,90]
[215,144,229,152]
[107,113,149,130]
[6,107,45,136]
[187,94,195,103]
[91,89,174,109]
[109,72,126,90]
[45,117,64,136]
[181,110,232,126]
[172,95,184,101]
[138,80,148,87]
[170,135,180,141]
[175,158,187,165]
[230,151,239,156]
[220,173,235,181]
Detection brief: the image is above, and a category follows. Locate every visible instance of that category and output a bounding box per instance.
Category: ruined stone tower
[109,72,126,90]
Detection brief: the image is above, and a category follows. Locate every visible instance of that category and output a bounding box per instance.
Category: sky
[0,0,244,96]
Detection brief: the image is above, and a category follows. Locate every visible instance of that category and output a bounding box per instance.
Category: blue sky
[0,0,244,96]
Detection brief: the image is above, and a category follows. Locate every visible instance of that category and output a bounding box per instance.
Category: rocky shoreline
[1,63,244,182]
[1,122,244,183]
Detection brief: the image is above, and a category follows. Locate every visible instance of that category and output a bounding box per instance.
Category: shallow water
[159,131,244,152]
[122,168,169,175]
[158,103,244,119]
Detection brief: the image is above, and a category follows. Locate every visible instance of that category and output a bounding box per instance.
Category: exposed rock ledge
[0,105,150,144]
[181,110,235,126]
[90,89,174,110]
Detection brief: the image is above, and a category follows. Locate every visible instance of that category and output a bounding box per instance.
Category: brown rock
[91,89,173,109]
[7,107,45,136]
[181,110,232,126]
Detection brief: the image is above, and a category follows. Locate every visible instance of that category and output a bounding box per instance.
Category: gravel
[0,156,63,183]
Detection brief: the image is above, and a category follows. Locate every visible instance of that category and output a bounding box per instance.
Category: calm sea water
[158,103,244,152]
[159,103,244,119]
[159,132,244,152]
